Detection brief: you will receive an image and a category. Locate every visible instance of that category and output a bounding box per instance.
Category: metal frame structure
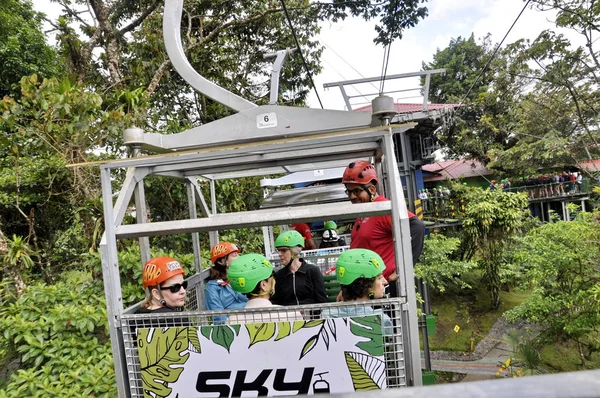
[96,1,427,396]
[323,69,446,112]
[100,125,423,397]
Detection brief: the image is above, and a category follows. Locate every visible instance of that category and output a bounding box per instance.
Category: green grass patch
[426,285,531,352]
[539,341,600,373]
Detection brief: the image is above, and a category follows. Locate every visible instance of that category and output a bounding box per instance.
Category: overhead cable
[379,0,401,94]
[458,0,532,106]
[280,0,324,109]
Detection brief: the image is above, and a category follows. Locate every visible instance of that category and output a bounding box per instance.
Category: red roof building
[422,159,492,182]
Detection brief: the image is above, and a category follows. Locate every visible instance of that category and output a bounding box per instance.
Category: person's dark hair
[341,277,375,301]
[245,278,271,298]
[206,256,229,281]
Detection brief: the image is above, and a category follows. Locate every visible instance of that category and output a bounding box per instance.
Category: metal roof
[354,103,461,114]
[422,159,492,181]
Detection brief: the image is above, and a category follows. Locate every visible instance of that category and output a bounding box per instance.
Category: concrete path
[423,316,526,380]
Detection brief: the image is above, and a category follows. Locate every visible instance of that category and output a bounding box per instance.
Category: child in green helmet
[227,253,302,325]
[322,249,393,334]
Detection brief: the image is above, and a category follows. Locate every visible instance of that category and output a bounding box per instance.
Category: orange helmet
[210,242,240,264]
[342,160,378,185]
[142,256,184,289]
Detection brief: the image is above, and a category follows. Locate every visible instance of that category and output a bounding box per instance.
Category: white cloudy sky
[31,0,568,110]
[308,0,568,110]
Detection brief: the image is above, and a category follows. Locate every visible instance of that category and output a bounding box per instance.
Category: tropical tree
[0,0,59,98]
[462,189,529,309]
[487,0,600,175]
[0,235,35,296]
[41,0,430,126]
[415,233,477,294]
[422,34,529,163]
[506,212,600,368]
[0,75,138,276]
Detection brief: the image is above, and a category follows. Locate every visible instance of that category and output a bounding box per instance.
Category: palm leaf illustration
[344,351,386,391]
[138,327,190,398]
[349,315,384,356]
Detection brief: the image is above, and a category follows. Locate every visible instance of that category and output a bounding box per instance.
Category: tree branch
[117,0,162,36]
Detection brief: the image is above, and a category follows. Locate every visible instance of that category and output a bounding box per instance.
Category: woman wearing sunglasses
[205,242,248,324]
[137,256,187,313]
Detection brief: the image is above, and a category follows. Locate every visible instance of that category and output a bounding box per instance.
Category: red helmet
[342,160,378,185]
[142,256,184,289]
[211,242,240,264]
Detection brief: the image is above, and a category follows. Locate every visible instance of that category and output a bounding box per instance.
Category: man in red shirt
[342,160,425,297]
[290,223,317,250]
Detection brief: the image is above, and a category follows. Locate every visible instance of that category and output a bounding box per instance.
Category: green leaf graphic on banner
[300,334,319,359]
[275,322,291,341]
[246,323,276,346]
[349,316,384,356]
[212,325,236,352]
[188,329,201,353]
[304,320,325,328]
[293,321,305,333]
[230,324,241,335]
[292,319,324,333]
[199,325,237,352]
[138,327,190,398]
[344,351,384,391]
[200,326,211,340]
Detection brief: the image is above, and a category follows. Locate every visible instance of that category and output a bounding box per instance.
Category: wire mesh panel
[268,245,350,272]
[120,298,407,397]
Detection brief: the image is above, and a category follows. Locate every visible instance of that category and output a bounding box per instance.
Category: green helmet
[275,230,304,248]
[324,221,337,230]
[336,249,384,285]
[228,253,273,294]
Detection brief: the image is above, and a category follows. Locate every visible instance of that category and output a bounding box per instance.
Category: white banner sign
[136,316,386,397]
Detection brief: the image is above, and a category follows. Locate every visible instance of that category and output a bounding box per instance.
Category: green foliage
[0,0,59,98]
[0,75,137,276]
[428,286,531,352]
[423,34,527,162]
[505,213,600,366]
[1,235,35,293]
[84,245,196,308]
[504,329,543,376]
[415,234,476,293]
[463,190,529,308]
[0,272,116,396]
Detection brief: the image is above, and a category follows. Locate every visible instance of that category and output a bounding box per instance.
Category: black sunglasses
[345,185,371,196]
[160,280,188,293]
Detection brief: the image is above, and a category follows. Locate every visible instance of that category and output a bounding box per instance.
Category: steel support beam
[382,129,422,386]
[115,201,392,239]
[99,168,128,398]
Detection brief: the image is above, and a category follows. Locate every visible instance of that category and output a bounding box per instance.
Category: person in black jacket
[271,230,327,306]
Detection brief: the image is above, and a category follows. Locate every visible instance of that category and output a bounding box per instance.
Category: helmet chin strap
[363,184,376,202]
